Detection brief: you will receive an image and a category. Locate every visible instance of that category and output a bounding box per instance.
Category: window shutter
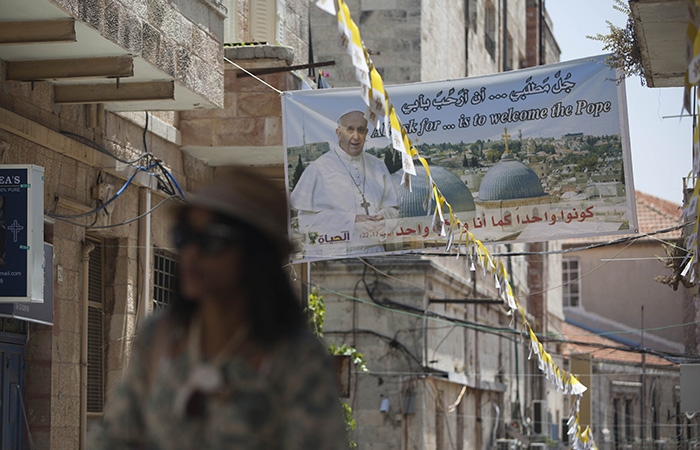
[250,0,276,43]
[87,306,104,412]
[222,0,238,44]
[276,0,286,45]
[86,238,104,413]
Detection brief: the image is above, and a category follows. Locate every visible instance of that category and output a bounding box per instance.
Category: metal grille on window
[87,238,104,413]
[0,318,27,335]
[153,248,177,311]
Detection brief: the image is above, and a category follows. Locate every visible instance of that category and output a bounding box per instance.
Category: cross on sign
[8,220,23,243]
[501,127,511,153]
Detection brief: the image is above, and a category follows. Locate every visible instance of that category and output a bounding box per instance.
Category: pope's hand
[355,214,385,233]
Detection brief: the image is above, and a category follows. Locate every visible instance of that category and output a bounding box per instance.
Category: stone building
[562,322,686,450]
[314,255,539,450]
[305,2,568,449]
[561,192,700,448]
[0,0,313,449]
[309,0,559,87]
[0,1,571,449]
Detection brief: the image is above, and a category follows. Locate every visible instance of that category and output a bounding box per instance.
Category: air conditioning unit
[532,400,548,435]
[496,438,519,450]
[529,443,547,450]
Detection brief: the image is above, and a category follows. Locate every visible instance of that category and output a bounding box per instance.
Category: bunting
[682,0,700,288]
[313,2,597,448]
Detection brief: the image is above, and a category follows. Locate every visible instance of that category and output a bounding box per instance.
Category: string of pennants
[312,0,596,449]
[682,0,700,290]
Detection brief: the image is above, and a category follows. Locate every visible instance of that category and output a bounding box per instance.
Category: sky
[546,0,692,205]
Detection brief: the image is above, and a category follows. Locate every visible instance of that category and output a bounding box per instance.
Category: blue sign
[0,165,44,303]
[0,168,29,297]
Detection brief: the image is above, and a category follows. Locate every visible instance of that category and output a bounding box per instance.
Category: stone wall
[314,256,531,449]
[1,49,212,450]
[420,0,466,82]
[309,0,423,87]
[49,0,225,108]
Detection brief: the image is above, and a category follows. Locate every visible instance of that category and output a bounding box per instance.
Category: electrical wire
[354,227,691,316]
[60,130,154,167]
[60,118,184,199]
[51,112,186,229]
[51,195,180,229]
[478,221,690,257]
[324,328,423,366]
[309,280,700,365]
[46,166,150,219]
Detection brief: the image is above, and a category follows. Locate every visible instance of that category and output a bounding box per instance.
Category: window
[505,32,513,71]
[625,399,634,442]
[153,248,178,311]
[249,0,286,45]
[613,398,621,447]
[87,237,104,413]
[222,0,285,45]
[435,389,445,450]
[221,0,237,44]
[562,258,580,307]
[484,0,496,59]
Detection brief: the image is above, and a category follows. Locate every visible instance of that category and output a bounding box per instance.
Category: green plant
[341,401,358,449]
[306,287,325,337]
[305,288,367,449]
[587,0,645,85]
[328,344,369,373]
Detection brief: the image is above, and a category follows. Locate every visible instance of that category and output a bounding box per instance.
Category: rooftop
[562,190,682,245]
[561,322,676,367]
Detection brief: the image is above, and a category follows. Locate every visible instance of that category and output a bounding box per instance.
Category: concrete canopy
[630,0,687,87]
[0,0,225,111]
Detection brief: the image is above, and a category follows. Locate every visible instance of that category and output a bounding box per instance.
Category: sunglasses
[172,222,241,255]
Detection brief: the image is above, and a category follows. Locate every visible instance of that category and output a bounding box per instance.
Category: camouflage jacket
[88,314,349,450]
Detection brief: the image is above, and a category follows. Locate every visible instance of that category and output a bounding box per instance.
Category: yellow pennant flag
[388,105,417,175]
[337,0,370,96]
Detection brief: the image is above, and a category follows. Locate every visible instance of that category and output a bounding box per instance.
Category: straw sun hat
[176,166,292,256]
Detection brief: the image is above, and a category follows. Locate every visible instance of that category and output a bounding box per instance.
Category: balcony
[629,0,686,87]
[0,0,226,110]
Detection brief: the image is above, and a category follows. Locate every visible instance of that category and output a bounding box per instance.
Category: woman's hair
[168,211,307,346]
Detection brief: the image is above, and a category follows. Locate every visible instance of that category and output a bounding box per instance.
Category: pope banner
[283,55,637,261]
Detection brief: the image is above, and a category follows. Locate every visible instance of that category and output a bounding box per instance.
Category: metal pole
[641,305,646,445]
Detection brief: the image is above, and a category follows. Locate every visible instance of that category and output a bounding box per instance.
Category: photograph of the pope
[289,110,400,259]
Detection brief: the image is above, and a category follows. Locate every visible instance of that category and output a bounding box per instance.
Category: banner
[283,55,637,261]
[0,165,44,302]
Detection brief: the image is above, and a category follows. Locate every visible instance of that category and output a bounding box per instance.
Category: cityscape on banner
[285,56,634,261]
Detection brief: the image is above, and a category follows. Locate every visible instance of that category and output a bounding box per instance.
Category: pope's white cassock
[291,144,400,257]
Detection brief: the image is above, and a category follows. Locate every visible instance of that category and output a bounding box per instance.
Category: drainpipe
[539,0,544,65]
[138,187,152,324]
[502,0,508,72]
[80,241,95,450]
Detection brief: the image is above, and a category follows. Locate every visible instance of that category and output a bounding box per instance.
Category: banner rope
[223,56,285,95]
[315,1,597,448]
[681,1,700,295]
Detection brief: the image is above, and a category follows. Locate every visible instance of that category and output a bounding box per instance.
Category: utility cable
[51,195,179,229]
[46,166,148,219]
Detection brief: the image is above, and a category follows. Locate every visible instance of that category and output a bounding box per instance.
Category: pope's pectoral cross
[360,197,371,215]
